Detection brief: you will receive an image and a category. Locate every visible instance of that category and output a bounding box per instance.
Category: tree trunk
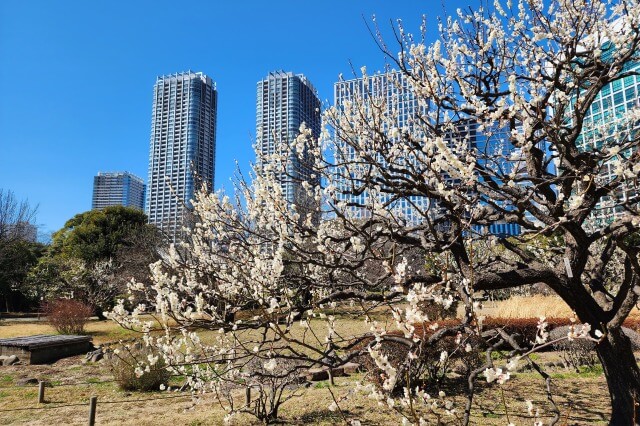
[596,327,640,425]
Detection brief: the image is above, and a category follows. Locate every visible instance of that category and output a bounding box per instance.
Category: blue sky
[0,0,473,237]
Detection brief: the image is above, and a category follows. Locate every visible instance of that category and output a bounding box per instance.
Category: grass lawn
[0,298,620,425]
[0,352,610,425]
[0,316,613,425]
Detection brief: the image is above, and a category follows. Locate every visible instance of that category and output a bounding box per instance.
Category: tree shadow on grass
[295,408,345,424]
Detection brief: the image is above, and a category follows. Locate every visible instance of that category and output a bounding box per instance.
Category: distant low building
[92,171,145,211]
[4,221,38,242]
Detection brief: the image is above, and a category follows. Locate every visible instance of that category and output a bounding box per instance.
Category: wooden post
[88,396,97,426]
[38,381,45,403]
[245,386,251,406]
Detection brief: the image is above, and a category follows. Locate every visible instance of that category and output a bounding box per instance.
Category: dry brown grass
[485,295,574,319]
[0,320,139,345]
[484,295,640,321]
[0,315,375,362]
[0,318,613,425]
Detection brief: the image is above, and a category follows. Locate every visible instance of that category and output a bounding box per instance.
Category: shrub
[439,333,484,379]
[553,338,598,372]
[358,338,426,393]
[357,316,640,394]
[413,317,640,347]
[42,298,93,334]
[356,331,482,394]
[419,299,459,321]
[109,345,171,392]
[240,357,306,424]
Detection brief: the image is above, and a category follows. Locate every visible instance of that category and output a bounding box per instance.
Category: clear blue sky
[0,0,473,237]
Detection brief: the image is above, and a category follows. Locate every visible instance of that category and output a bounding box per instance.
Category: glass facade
[92,171,145,211]
[575,54,640,226]
[333,72,521,235]
[333,72,431,225]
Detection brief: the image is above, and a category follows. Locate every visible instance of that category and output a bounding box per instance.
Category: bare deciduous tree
[0,189,38,246]
[0,189,39,311]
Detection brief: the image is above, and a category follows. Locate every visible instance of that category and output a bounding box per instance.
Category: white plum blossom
[263,358,277,372]
[484,367,511,384]
[506,357,520,371]
[393,257,408,284]
[535,316,549,345]
[567,323,592,341]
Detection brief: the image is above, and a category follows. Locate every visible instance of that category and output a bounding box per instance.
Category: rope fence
[0,378,119,389]
[0,402,89,413]
[0,391,194,412]
[0,379,197,424]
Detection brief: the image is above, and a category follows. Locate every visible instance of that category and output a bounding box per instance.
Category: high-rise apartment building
[256,71,321,211]
[92,171,145,211]
[146,71,217,240]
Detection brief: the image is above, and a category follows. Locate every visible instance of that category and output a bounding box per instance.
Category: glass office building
[574,52,640,226]
[333,72,431,225]
[333,72,521,235]
[92,171,145,211]
[146,71,217,240]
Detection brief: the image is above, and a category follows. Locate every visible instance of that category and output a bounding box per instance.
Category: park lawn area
[0,350,611,425]
[0,301,617,424]
[0,310,376,347]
